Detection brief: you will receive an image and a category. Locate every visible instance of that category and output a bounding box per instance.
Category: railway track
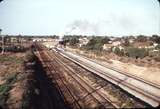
[36,44,118,108]
[36,44,81,109]
[47,51,120,108]
[34,43,158,108]
[51,49,150,108]
[70,52,160,89]
[56,48,160,107]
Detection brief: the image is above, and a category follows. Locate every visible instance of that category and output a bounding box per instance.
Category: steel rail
[46,50,117,108]
[58,49,160,107]
[35,44,81,109]
[49,51,119,108]
[74,53,160,89]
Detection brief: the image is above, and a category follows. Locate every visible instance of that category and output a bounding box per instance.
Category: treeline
[0,35,59,39]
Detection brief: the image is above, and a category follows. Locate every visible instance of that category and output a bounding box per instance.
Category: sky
[0,0,160,36]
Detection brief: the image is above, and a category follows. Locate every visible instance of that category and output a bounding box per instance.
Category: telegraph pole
[2,35,4,54]
[0,29,4,54]
[158,0,160,34]
[1,30,4,54]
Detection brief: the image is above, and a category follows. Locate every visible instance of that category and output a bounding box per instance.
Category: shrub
[0,84,10,107]
[114,47,125,56]
[25,50,35,62]
[126,47,149,58]
[155,44,160,49]
[154,56,160,62]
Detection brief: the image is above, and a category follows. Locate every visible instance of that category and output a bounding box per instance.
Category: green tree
[155,44,160,49]
[85,36,109,50]
[136,35,147,42]
[126,47,149,59]
[114,47,125,56]
[123,38,130,46]
[101,37,110,44]
[69,37,79,46]
[151,35,160,44]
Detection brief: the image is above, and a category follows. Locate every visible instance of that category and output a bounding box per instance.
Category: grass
[0,72,18,108]
[0,55,23,64]
[0,83,11,107]
[121,99,134,108]
[20,90,31,109]
[6,73,18,84]
[0,49,35,108]
[0,84,10,95]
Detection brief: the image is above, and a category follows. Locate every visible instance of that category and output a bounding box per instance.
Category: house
[108,41,112,44]
[32,38,54,42]
[79,37,89,47]
[129,39,134,43]
[119,46,124,50]
[103,44,112,51]
[112,41,121,46]
[132,41,153,49]
[153,43,158,47]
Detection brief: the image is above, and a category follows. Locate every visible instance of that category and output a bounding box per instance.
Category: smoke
[65,20,99,36]
[65,16,137,36]
[64,10,157,36]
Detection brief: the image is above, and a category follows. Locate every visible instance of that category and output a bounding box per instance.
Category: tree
[85,36,110,50]
[61,35,80,46]
[85,37,105,50]
[101,37,110,44]
[155,44,160,49]
[136,35,147,42]
[123,38,130,46]
[114,47,125,56]
[151,35,160,44]
[69,37,79,46]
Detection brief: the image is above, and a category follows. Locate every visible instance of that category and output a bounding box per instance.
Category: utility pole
[158,0,160,34]
[1,33,4,54]
[0,29,4,54]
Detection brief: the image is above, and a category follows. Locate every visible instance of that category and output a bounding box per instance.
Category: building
[103,44,112,51]
[112,41,121,46]
[79,37,89,47]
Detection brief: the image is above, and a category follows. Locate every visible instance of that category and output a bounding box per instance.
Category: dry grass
[0,52,25,109]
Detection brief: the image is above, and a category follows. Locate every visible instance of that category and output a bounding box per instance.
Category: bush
[0,84,10,107]
[155,44,160,50]
[113,47,125,56]
[0,72,18,108]
[4,45,25,52]
[154,56,160,62]
[126,47,149,58]
[25,50,35,62]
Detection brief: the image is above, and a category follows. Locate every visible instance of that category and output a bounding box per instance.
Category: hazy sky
[0,0,159,36]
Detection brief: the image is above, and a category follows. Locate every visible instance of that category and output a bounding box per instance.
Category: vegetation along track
[35,43,151,108]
